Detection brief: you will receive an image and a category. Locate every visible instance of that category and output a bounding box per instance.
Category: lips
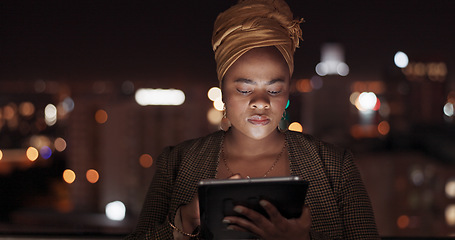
[247,115,270,125]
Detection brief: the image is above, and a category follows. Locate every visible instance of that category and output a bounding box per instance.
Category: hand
[178,174,243,234]
[222,200,311,240]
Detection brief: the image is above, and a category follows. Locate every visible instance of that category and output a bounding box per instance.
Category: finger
[259,200,287,228]
[228,173,242,179]
[233,205,271,228]
[223,216,265,236]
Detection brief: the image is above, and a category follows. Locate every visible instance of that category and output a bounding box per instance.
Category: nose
[250,93,270,110]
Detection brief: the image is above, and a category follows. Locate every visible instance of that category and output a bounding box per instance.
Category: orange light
[397,215,410,229]
[26,147,39,161]
[19,102,35,117]
[86,169,99,183]
[95,109,108,124]
[296,79,312,93]
[378,121,390,135]
[139,154,154,168]
[63,169,76,184]
[0,149,2,160]
[288,122,303,132]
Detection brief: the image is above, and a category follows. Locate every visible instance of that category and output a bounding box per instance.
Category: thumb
[228,173,242,179]
[297,205,311,229]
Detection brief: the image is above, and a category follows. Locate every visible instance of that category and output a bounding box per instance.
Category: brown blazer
[126,130,379,239]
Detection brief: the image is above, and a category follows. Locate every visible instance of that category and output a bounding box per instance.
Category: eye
[237,89,251,95]
[268,90,282,95]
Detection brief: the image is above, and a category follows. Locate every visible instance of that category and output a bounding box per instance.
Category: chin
[246,128,277,140]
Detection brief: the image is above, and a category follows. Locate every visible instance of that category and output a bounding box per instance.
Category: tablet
[198,176,309,240]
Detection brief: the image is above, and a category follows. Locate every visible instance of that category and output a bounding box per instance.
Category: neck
[224,128,285,157]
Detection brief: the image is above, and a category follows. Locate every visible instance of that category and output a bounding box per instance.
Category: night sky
[1,0,454,83]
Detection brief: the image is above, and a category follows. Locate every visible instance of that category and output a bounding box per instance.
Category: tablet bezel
[198,176,309,240]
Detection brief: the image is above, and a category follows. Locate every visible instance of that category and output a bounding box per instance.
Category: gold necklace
[221,141,286,179]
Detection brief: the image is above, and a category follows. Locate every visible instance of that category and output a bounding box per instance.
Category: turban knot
[212,0,303,83]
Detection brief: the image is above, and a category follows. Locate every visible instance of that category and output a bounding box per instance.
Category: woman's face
[222,46,290,140]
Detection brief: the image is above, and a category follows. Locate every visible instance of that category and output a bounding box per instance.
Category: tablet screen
[198,176,309,240]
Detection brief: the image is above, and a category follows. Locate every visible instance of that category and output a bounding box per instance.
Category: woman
[126,0,379,239]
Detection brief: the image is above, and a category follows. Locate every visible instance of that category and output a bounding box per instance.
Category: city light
[105,201,126,221]
[139,154,153,168]
[444,102,454,117]
[355,92,378,111]
[288,122,303,132]
[54,137,67,152]
[394,51,409,68]
[446,178,455,198]
[95,109,108,124]
[135,88,185,106]
[19,102,35,117]
[62,97,75,113]
[26,147,39,161]
[378,121,390,136]
[213,98,225,111]
[446,205,455,226]
[397,215,410,229]
[39,146,52,159]
[207,108,223,125]
[315,43,349,76]
[63,169,76,184]
[86,169,100,184]
[208,87,222,102]
[45,104,57,126]
[0,149,3,161]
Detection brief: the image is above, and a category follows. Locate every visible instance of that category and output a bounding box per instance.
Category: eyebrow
[234,78,285,85]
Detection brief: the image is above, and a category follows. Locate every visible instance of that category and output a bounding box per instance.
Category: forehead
[223,47,290,83]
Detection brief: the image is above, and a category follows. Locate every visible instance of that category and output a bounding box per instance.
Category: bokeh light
[444,102,454,117]
[288,122,303,132]
[135,88,185,106]
[62,97,75,113]
[19,102,35,117]
[296,79,312,93]
[378,121,390,135]
[4,104,16,120]
[336,62,350,76]
[446,178,455,198]
[86,169,100,183]
[39,146,52,159]
[26,147,39,161]
[394,51,409,68]
[356,92,378,111]
[63,169,76,184]
[397,215,410,229]
[139,154,154,168]
[446,205,455,226]
[207,108,223,125]
[95,109,108,124]
[208,87,222,102]
[0,149,3,161]
[54,137,67,152]
[105,201,126,221]
[213,98,225,111]
[45,104,57,126]
[310,76,323,90]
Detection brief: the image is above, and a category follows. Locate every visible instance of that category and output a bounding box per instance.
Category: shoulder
[168,131,224,153]
[286,130,348,159]
[159,131,224,162]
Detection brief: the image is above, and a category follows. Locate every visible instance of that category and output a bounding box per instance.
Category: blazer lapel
[286,131,342,235]
[169,131,224,219]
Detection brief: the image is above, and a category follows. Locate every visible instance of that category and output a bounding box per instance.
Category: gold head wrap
[212,0,303,83]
